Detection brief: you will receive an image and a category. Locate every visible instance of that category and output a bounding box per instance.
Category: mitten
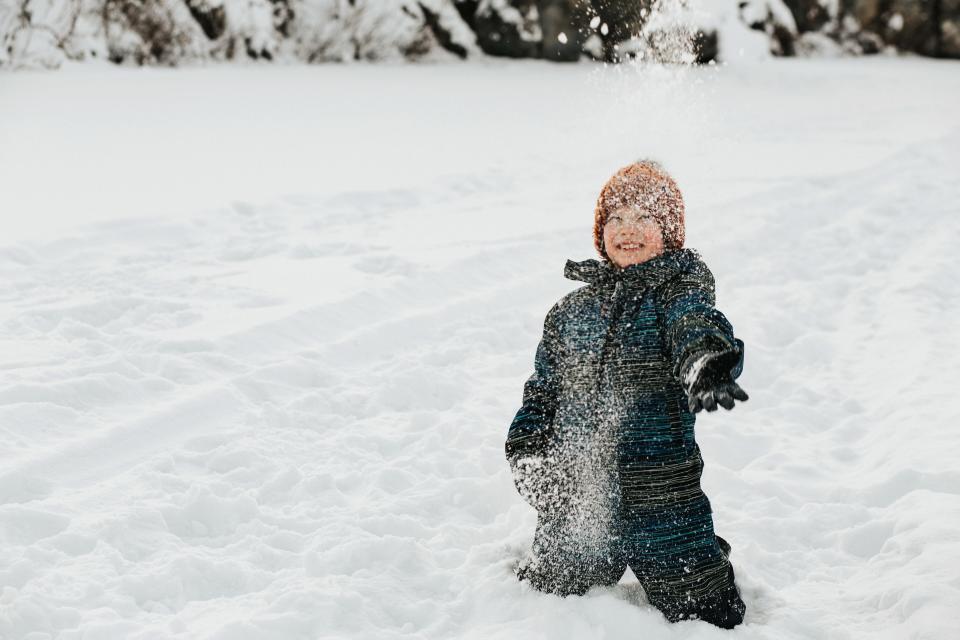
[682,349,749,413]
[510,455,548,508]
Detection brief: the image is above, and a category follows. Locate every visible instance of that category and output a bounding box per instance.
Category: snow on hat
[593,159,686,259]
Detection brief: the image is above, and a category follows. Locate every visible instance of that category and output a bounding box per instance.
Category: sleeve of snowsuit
[505,304,562,464]
[659,262,745,383]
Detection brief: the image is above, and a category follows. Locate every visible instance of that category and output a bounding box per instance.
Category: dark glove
[682,349,749,413]
[510,456,548,508]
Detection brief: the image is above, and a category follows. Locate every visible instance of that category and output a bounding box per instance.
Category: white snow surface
[1,57,960,639]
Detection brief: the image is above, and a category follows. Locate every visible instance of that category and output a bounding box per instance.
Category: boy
[505,160,749,629]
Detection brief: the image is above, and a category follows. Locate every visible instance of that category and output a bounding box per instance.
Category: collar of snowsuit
[563,248,707,293]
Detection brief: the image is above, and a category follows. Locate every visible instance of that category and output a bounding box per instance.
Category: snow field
[1,57,959,639]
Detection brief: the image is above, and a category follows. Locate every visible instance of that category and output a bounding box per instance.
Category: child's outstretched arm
[660,260,748,413]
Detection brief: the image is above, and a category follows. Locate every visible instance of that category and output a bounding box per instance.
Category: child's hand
[512,456,548,507]
[683,350,749,413]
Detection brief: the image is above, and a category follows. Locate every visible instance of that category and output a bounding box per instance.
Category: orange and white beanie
[593,160,686,260]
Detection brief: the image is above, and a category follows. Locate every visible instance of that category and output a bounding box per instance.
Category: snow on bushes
[1,0,478,68]
[2,0,958,69]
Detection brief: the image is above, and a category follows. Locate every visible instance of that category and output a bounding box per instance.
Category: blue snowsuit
[505,248,746,628]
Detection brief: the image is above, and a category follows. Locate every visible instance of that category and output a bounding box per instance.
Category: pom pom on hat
[593,159,686,260]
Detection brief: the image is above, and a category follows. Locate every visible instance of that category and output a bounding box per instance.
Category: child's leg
[623,484,746,629]
[517,513,627,596]
[643,560,745,629]
[630,530,745,629]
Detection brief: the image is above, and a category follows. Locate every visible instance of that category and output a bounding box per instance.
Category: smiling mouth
[618,243,644,251]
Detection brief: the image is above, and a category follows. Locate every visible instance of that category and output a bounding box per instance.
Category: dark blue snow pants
[516,452,746,629]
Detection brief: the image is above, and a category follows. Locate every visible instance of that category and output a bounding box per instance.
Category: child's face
[603,206,665,268]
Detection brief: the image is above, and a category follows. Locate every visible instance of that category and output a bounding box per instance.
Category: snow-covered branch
[1,0,957,69]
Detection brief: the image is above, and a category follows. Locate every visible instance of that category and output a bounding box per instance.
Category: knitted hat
[593,160,686,260]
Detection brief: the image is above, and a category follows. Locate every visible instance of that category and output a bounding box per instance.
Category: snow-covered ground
[1,56,959,639]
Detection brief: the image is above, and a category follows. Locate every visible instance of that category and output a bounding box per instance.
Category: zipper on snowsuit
[596,279,628,395]
[600,278,686,451]
[652,279,687,451]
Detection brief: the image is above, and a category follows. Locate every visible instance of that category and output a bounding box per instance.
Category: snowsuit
[505,248,746,629]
